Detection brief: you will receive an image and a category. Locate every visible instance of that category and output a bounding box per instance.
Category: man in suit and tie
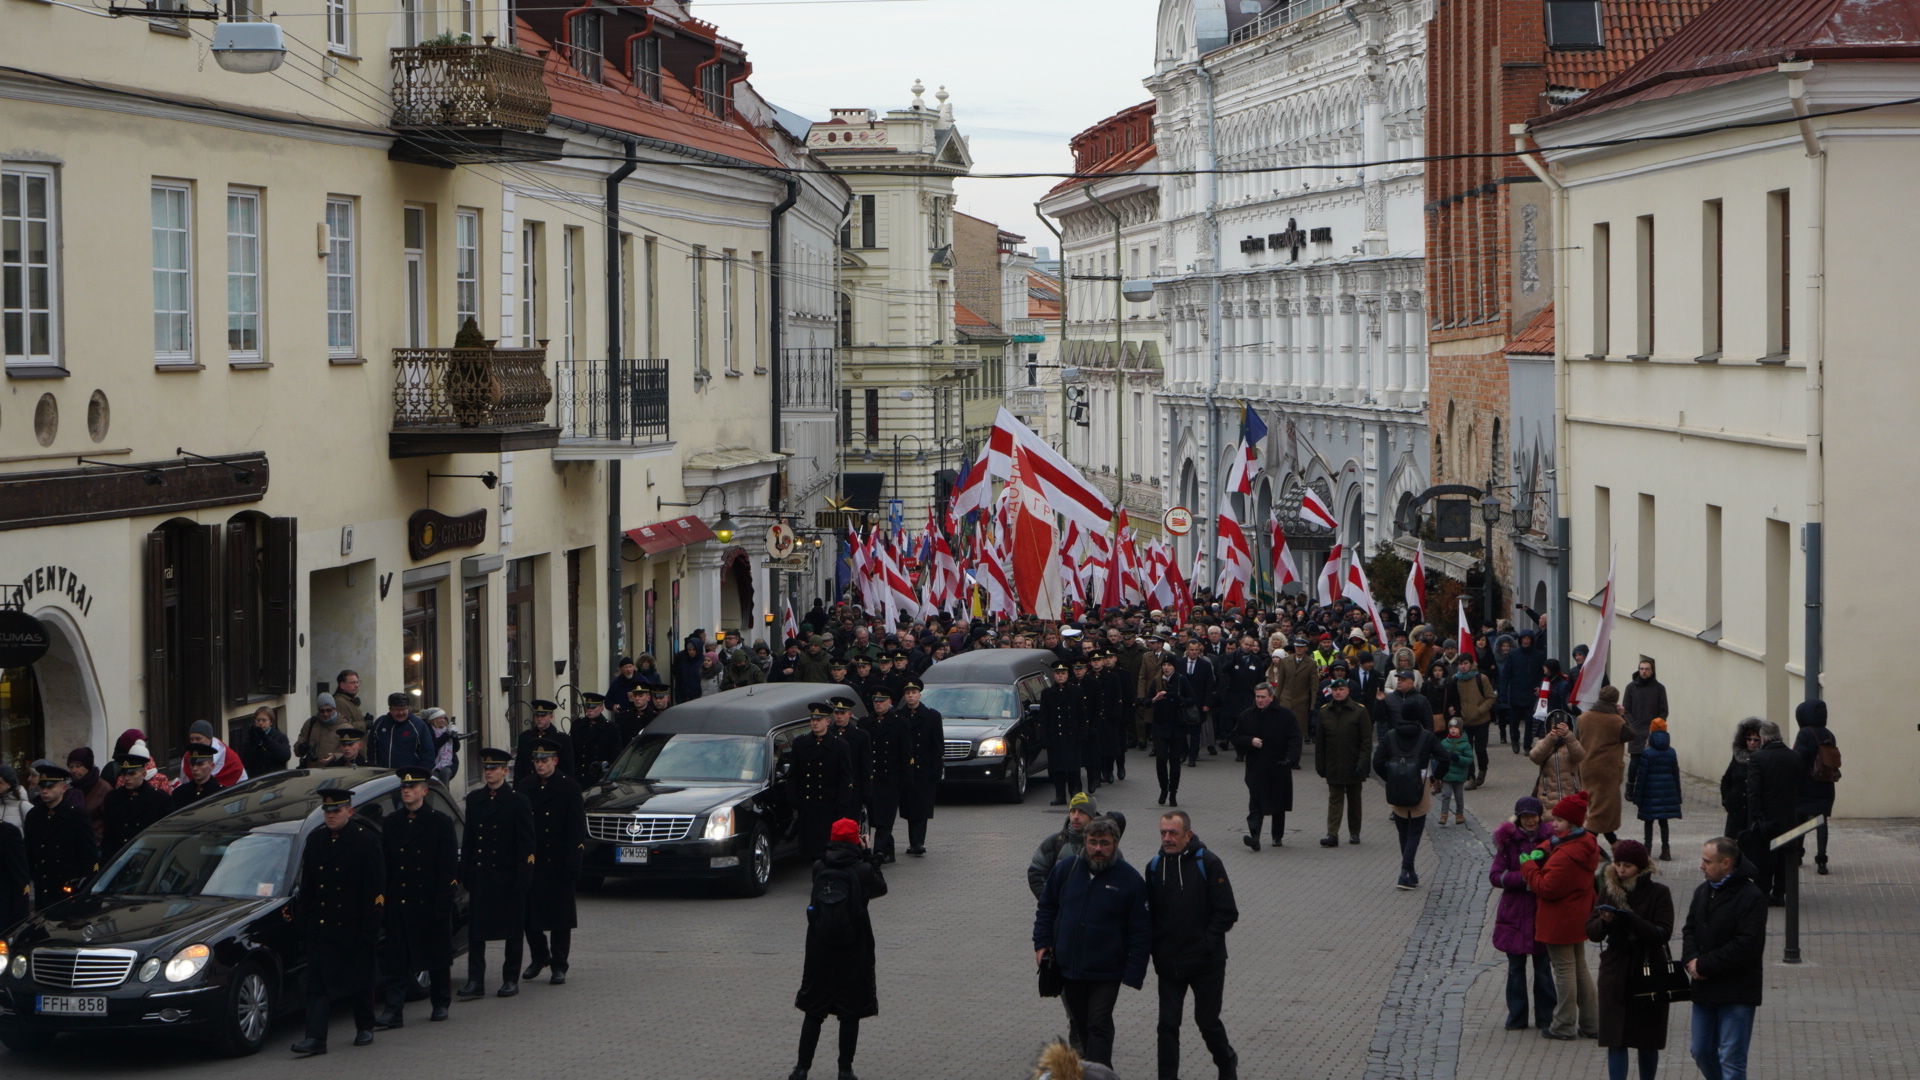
[1178,639,1215,769]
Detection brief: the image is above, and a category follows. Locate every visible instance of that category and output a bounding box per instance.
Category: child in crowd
[1438,721,1474,825]
[1629,717,1682,861]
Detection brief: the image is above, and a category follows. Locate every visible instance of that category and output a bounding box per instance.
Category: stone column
[1305,296,1324,399]
[1385,292,1405,402]
[1335,295,1356,402]
[1405,294,1427,395]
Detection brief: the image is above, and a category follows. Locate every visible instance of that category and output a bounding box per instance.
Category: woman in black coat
[1231,684,1302,850]
[1719,718,1764,838]
[1585,840,1673,1080]
[792,826,887,1080]
[1792,699,1838,873]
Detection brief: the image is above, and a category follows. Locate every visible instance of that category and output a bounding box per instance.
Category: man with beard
[376,768,458,1027]
[458,747,535,999]
[895,680,944,857]
[860,688,909,862]
[25,763,97,910]
[520,738,587,984]
[101,748,171,859]
[828,696,873,829]
[291,788,384,1055]
[787,703,857,860]
[570,693,624,786]
[1032,815,1150,1067]
[1232,684,1303,850]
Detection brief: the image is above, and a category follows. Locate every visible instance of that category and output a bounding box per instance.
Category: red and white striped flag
[1215,512,1253,610]
[1269,512,1299,590]
[782,600,799,643]
[1457,598,1476,661]
[1299,487,1339,532]
[1570,547,1617,710]
[985,408,1113,535]
[1009,445,1061,619]
[1344,558,1387,646]
[1318,542,1343,606]
[1405,541,1428,616]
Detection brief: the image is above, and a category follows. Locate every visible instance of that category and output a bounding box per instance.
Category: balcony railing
[1227,0,1341,45]
[781,347,836,410]
[556,358,671,447]
[390,44,551,132]
[393,346,552,427]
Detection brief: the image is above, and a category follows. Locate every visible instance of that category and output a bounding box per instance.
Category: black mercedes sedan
[0,768,465,1057]
[579,682,854,898]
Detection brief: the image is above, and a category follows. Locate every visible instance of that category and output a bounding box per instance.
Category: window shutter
[144,530,171,762]
[263,516,297,695]
[180,524,223,736]
[226,519,255,706]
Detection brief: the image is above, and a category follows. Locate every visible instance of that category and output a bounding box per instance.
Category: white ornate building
[1149,0,1430,575]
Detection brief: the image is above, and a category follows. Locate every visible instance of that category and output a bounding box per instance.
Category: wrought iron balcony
[780,347,836,411]
[389,346,559,458]
[554,358,671,458]
[388,43,566,165]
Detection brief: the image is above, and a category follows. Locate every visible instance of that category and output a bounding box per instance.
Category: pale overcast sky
[707,0,1164,254]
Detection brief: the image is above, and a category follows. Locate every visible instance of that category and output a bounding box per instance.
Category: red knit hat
[830,818,861,845]
[1552,790,1590,827]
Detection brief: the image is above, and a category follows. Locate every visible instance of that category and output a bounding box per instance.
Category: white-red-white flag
[1405,541,1428,616]
[985,407,1113,535]
[1318,542,1343,606]
[1268,512,1299,590]
[1214,512,1253,609]
[781,600,798,643]
[1457,598,1476,661]
[1009,445,1060,619]
[1570,547,1617,711]
[950,445,993,521]
[1344,558,1388,646]
[1299,487,1339,532]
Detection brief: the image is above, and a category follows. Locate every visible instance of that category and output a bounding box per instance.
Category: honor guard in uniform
[845,657,876,712]
[786,703,856,860]
[101,750,172,859]
[1040,662,1087,805]
[291,788,384,1055]
[172,746,226,810]
[859,688,909,862]
[1071,657,1102,795]
[514,701,575,784]
[325,726,371,767]
[24,762,97,911]
[520,738,586,984]
[458,747,535,999]
[1096,651,1133,784]
[376,768,458,1027]
[828,697,872,826]
[895,680,944,856]
[571,693,625,786]
[882,652,912,705]
[645,686,673,729]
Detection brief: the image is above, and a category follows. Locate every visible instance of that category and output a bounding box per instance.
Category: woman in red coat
[1521,790,1600,1041]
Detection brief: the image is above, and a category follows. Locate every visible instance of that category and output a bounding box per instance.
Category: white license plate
[616,846,649,864]
[36,995,108,1016]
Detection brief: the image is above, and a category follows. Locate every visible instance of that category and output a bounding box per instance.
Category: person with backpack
[1033,815,1151,1067]
[1629,718,1683,861]
[1792,700,1840,875]
[1145,810,1239,1080]
[791,818,887,1080]
[1371,706,1456,891]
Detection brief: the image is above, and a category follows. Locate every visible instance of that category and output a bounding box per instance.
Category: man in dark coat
[896,680,944,856]
[1744,722,1803,905]
[376,768,458,1027]
[25,763,98,910]
[368,692,437,773]
[787,704,857,861]
[291,788,384,1055]
[171,746,227,810]
[604,657,645,712]
[458,747,535,999]
[570,693,625,787]
[1231,684,1303,850]
[1176,641,1216,767]
[1040,662,1086,806]
[1681,836,1769,1080]
[1217,636,1265,760]
[1792,700,1838,874]
[1621,658,1669,764]
[1032,816,1151,1067]
[827,697,872,827]
[791,818,887,1080]
[1316,681,1373,847]
[770,638,805,683]
[237,708,292,779]
[860,688,909,862]
[671,637,706,703]
[1070,658,1103,796]
[101,750,172,860]
[1144,810,1239,1080]
[514,700,576,784]
[520,738,586,984]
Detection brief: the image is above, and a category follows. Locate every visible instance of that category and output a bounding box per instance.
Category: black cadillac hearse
[921,648,1055,802]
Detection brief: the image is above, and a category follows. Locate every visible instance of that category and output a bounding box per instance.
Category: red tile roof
[1050,101,1156,194]
[1540,0,1920,125]
[1027,271,1061,319]
[1545,1,1719,92]
[1505,303,1556,356]
[954,302,994,329]
[518,21,781,168]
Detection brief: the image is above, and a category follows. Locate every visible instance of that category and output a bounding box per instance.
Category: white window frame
[226,188,263,362]
[403,205,427,348]
[561,226,576,361]
[691,244,707,375]
[2,164,60,367]
[325,197,356,358]
[455,208,480,330]
[520,223,538,348]
[325,0,350,52]
[721,249,737,374]
[399,0,422,46]
[151,181,194,363]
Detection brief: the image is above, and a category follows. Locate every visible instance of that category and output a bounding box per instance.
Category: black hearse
[922,648,1056,802]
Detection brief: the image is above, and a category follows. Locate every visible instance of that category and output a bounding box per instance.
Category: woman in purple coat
[1489,794,1557,1029]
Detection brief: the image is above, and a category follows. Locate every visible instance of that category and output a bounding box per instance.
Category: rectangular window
[722,249,737,373]
[643,235,658,356]
[691,244,708,373]
[1129,247,1140,279]
[700,62,727,117]
[1701,199,1722,358]
[459,0,472,35]
[569,13,602,82]
[325,0,349,51]
[751,251,764,372]
[1634,214,1654,357]
[152,182,193,362]
[519,222,541,347]
[1590,222,1610,356]
[1636,492,1656,615]
[840,387,853,444]
[860,194,876,249]
[325,198,355,356]
[3,165,58,365]
[399,0,421,45]
[1704,504,1723,632]
[227,190,262,360]
[561,225,578,361]
[1768,189,1791,358]
[455,208,480,330]
[631,36,661,100]
[1593,486,1611,594]
[864,387,880,442]
[619,232,634,357]
[403,206,427,348]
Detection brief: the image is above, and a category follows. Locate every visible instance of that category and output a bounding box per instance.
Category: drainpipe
[1782,60,1824,704]
[1510,124,1571,663]
[768,172,801,622]
[606,140,638,662]
[1199,58,1221,576]
[1084,184,1126,514]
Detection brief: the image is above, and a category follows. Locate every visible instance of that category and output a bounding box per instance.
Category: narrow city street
[14,741,1914,1079]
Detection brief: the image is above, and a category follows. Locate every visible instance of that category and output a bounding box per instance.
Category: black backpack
[808,864,863,948]
[1381,730,1427,807]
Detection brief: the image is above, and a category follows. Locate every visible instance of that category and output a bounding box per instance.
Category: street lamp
[713,512,737,545]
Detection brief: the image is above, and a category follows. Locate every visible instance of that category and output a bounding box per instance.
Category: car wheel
[732,825,773,898]
[1000,740,1028,803]
[0,1028,58,1053]
[208,960,273,1057]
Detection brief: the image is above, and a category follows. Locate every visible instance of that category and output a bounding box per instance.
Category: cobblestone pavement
[9,734,1917,1078]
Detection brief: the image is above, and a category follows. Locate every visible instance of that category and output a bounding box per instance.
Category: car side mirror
[1026,702,1041,716]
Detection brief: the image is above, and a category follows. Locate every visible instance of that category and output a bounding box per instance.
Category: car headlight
[164,943,210,983]
[703,806,736,841]
[9,953,23,980]
[139,957,162,983]
[977,737,1007,757]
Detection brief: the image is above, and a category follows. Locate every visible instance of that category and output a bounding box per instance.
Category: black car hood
[582,780,762,815]
[15,893,281,953]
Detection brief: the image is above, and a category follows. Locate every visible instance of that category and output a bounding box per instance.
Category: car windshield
[91,830,294,900]
[607,733,766,783]
[920,683,1017,720]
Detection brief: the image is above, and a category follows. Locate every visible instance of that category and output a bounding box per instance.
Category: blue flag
[1242,403,1268,448]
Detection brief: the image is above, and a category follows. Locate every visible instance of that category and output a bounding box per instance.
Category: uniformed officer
[326,726,371,768]
[845,657,876,712]
[1071,656,1102,795]
[172,746,226,810]
[24,762,97,910]
[521,737,586,985]
[514,701,575,784]
[882,651,911,705]
[101,750,171,859]
[645,686,673,729]
[1095,650,1133,784]
[1040,662,1086,806]
[895,679,944,856]
[785,703,855,861]
[571,693,624,786]
[458,747,535,999]
[291,788,384,1055]
[376,768,458,1027]
[828,696,872,825]
[859,688,908,863]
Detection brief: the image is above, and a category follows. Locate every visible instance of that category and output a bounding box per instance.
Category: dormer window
[700,62,728,117]
[631,35,660,100]
[569,13,603,82]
